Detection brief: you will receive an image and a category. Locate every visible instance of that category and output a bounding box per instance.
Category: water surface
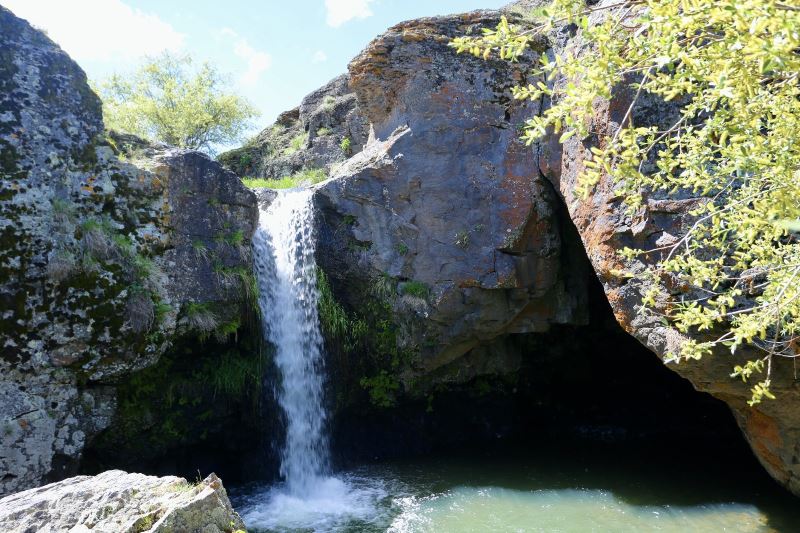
[233,444,798,532]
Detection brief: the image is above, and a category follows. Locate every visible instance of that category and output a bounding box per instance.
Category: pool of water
[231,444,799,532]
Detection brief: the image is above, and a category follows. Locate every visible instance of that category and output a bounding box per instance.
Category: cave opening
[326,212,789,508]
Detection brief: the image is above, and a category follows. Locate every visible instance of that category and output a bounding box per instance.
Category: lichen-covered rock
[313,11,589,392]
[0,6,257,495]
[218,74,369,180]
[0,470,244,533]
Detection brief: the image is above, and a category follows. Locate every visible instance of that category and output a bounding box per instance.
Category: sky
[3,0,509,136]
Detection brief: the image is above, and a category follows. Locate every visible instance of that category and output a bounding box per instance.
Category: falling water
[245,188,385,530]
[253,189,329,495]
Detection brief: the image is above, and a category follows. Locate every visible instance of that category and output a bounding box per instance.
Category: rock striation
[0,470,244,533]
[0,6,258,495]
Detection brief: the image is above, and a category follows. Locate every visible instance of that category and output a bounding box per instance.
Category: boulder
[0,6,258,495]
[0,470,244,533]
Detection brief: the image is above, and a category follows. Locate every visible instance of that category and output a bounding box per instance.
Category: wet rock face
[218,74,369,180]
[0,7,257,495]
[315,11,590,379]
[0,470,244,533]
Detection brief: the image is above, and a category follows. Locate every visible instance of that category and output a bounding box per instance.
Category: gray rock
[314,11,589,383]
[0,6,257,495]
[0,470,244,533]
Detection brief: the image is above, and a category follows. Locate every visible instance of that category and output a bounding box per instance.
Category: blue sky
[4,0,508,135]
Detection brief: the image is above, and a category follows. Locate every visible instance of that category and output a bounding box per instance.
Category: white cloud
[2,0,184,62]
[219,28,272,88]
[312,50,328,64]
[325,0,375,28]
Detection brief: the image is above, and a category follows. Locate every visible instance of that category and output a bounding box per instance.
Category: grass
[181,302,219,337]
[241,168,327,190]
[206,350,265,397]
[399,280,429,299]
[317,268,367,352]
[282,132,308,156]
[317,127,332,137]
[454,230,470,249]
[321,95,336,112]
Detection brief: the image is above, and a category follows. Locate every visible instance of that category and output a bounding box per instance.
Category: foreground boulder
[0,470,244,533]
[0,6,258,494]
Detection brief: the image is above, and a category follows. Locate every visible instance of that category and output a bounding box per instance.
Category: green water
[233,444,799,532]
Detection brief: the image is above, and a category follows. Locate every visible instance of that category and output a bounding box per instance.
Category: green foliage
[181,302,219,338]
[317,268,368,352]
[206,349,264,397]
[340,137,352,154]
[283,132,309,156]
[453,1,800,405]
[360,371,400,408]
[96,52,259,154]
[316,127,332,137]
[242,168,327,189]
[400,280,429,299]
[396,242,409,255]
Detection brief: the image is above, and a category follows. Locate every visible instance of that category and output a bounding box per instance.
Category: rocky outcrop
[218,74,369,180]
[0,7,258,495]
[314,11,590,394]
[0,470,244,533]
[542,1,800,495]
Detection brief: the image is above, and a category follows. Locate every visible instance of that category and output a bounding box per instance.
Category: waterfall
[252,189,329,496]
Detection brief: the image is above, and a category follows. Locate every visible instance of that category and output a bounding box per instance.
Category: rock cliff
[546,0,800,495]
[0,6,258,495]
[218,74,369,181]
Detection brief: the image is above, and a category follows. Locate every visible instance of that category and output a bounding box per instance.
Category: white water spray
[245,188,384,530]
[253,189,329,495]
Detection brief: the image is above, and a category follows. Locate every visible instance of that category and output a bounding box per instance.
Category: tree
[452,1,800,404]
[97,52,258,154]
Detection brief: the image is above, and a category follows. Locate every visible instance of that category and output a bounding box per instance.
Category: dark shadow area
[80,323,281,485]
[328,212,792,508]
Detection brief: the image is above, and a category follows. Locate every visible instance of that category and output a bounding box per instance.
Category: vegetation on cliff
[96,52,258,154]
[454,0,800,404]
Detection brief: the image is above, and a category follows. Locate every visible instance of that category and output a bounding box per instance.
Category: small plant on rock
[340,137,352,155]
